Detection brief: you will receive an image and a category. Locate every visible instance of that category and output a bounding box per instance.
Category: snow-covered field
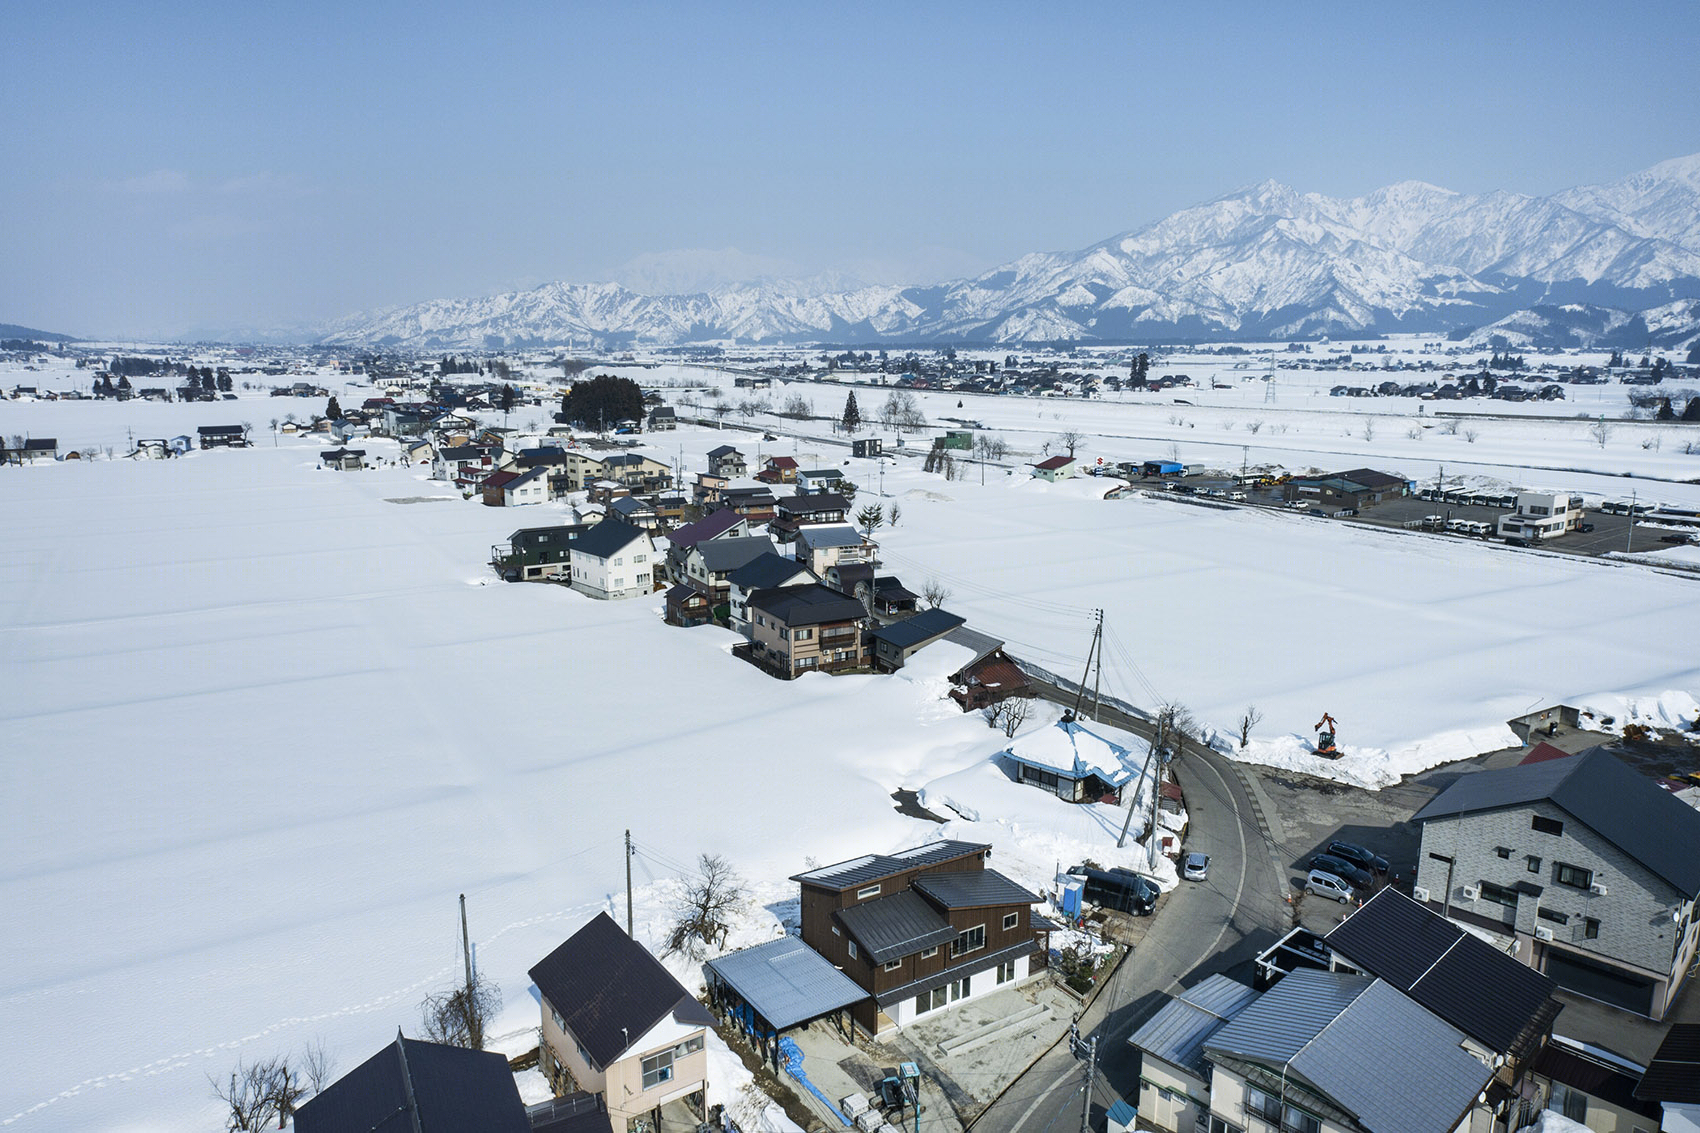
[4,357,1699,1129]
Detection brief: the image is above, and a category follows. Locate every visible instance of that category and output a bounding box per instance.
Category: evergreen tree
[117,375,132,392]
[1656,398,1675,421]
[499,384,516,415]
[326,396,342,420]
[559,374,643,429]
[1682,397,1700,422]
[841,390,862,433]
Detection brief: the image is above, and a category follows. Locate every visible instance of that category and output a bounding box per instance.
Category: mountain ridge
[316,155,1700,349]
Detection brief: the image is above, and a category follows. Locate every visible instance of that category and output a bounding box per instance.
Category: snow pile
[1572,690,1700,738]
[1235,723,1521,790]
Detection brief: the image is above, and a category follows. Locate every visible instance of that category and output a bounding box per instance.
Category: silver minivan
[1305,869,1354,904]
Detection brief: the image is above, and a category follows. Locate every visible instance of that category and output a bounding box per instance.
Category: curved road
[967,694,1289,1133]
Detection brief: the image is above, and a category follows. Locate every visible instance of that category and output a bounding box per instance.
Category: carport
[705,935,870,1068]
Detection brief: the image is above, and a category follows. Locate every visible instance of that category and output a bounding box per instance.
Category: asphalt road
[966,685,1289,1133]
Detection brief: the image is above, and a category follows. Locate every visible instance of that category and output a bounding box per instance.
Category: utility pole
[1626,488,1637,553]
[459,893,474,989]
[1120,711,1165,849]
[625,830,635,937]
[1069,610,1103,721]
[1078,1035,1098,1133]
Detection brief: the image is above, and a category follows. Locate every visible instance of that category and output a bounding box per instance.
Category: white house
[1031,455,1078,481]
[1497,491,1586,541]
[569,520,656,600]
[793,523,873,576]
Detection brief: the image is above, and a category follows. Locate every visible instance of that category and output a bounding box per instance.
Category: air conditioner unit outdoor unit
[1411,886,1430,903]
[1461,885,1481,901]
[1590,882,1609,896]
[1534,926,1554,941]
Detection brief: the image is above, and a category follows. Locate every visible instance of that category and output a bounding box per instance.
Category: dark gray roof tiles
[745,583,865,628]
[728,552,814,591]
[870,608,967,651]
[1411,746,1700,894]
[911,868,1037,909]
[295,1036,529,1133]
[835,891,959,964]
[568,519,648,561]
[695,535,777,573]
[1636,1023,1700,1103]
[528,912,713,1069]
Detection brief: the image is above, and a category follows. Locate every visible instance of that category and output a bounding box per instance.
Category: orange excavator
[1314,713,1340,756]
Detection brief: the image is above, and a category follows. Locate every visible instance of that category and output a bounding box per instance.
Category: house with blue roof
[1000,719,1142,805]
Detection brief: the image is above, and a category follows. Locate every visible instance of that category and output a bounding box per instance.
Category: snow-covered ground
[4,359,1699,1128]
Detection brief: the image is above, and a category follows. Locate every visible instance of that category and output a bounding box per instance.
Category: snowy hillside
[1463,298,1700,350]
[316,155,1700,348]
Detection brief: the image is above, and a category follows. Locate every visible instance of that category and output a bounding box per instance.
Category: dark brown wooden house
[790,840,1050,1035]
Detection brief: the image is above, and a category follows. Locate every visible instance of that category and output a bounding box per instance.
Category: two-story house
[796,467,845,494]
[790,840,1046,1035]
[569,520,657,600]
[755,455,798,484]
[296,1034,531,1132]
[681,535,777,607]
[491,523,591,582]
[481,464,550,506]
[1410,746,1700,1020]
[601,452,673,492]
[794,523,874,576]
[725,552,815,636]
[746,584,867,677]
[432,442,499,487]
[768,493,851,544]
[530,913,716,1133]
[664,509,750,583]
[1497,491,1588,541]
[706,445,747,478]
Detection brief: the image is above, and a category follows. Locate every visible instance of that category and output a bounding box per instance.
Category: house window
[1428,852,1453,864]
[1584,917,1600,939]
[641,1049,674,1089]
[921,946,938,959]
[884,959,902,972]
[1552,1083,1587,1123]
[952,925,985,957]
[794,657,816,671]
[1555,863,1593,890]
[1208,1119,1242,1133]
[1537,907,1569,925]
[550,1006,567,1033]
[633,554,645,563]
[996,961,1016,984]
[848,940,858,959]
[1479,881,1519,908]
[1532,815,1564,836]
[1527,855,1542,874]
[949,975,970,1001]
[1002,912,1019,931]
[794,628,813,641]
[1244,1088,1282,1124]
[1282,1107,1321,1133]
[830,925,841,936]
[612,556,623,566]
[856,885,881,900]
[1495,846,1511,859]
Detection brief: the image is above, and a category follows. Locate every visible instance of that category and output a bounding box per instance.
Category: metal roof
[1128,975,1258,1077]
[874,940,1035,1007]
[1411,746,1700,894]
[295,1036,530,1133]
[1636,1023,1700,1104]
[836,891,959,964]
[1325,889,1557,1056]
[745,583,866,628]
[795,524,865,549]
[791,841,990,890]
[729,552,814,591]
[695,535,777,573]
[910,869,1037,910]
[1205,970,1493,1133]
[527,1092,609,1133]
[942,626,1004,667]
[528,912,713,1069]
[869,608,967,651]
[568,519,649,562]
[705,936,869,1031]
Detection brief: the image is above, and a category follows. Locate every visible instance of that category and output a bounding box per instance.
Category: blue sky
[3,2,1696,338]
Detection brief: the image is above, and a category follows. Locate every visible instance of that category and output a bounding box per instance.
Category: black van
[1076,867,1159,916]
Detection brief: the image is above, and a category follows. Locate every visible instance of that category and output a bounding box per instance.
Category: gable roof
[528,912,714,1070]
[569,519,649,561]
[294,1035,528,1133]
[869,608,968,651]
[765,455,797,469]
[942,626,1005,668]
[1205,969,1493,1133]
[707,444,742,459]
[835,890,958,964]
[669,508,747,550]
[777,492,848,516]
[1003,720,1138,788]
[728,552,814,592]
[1323,888,1557,1056]
[1128,974,1259,1077]
[1033,455,1074,470]
[745,583,865,627]
[1636,1023,1700,1104]
[482,469,521,490]
[795,524,865,550]
[694,535,777,573]
[608,496,654,517]
[1411,746,1700,894]
[791,841,991,891]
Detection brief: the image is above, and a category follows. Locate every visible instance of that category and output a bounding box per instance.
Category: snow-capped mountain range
[317,154,1700,349]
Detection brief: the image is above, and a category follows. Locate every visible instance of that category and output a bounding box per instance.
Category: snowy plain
[4,353,1699,1129]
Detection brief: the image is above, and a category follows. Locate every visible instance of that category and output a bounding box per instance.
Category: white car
[1183,852,1210,881]
[1305,868,1354,904]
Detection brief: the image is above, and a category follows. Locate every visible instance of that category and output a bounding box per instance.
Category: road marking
[1010,1061,1085,1133]
[1163,753,1249,996]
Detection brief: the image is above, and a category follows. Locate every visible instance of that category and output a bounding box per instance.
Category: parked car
[1324,840,1388,874]
[1076,866,1159,916]
[1576,522,1595,533]
[1661,533,1696,545]
[1310,853,1373,889]
[1504,536,1530,548]
[1305,869,1355,904]
[1183,852,1210,882]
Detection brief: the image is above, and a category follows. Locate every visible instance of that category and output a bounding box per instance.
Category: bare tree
[712,402,732,426]
[1441,417,1461,435]
[1237,705,1263,749]
[666,853,748,959]
[1463,428,1479,443]
[1589,417,1613,448]
[1153,702,1198,762]
[780,394,812,419]
[301,1038,336,1095]
[987,697,1030,738]
[1245,420,1263,435]
[210,1061,277,1133]
[921,578,952,609]
[973,434,1009,461]
[1057,429,1083,458]
[420,971,503,1050]
[1361,419,1376,442]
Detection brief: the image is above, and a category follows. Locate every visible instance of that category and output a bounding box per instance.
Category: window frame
[1002,911,1020,931]
[856,884,881,900]
[1554,862,1594,890]
[1532,814,1564,836]
[952,924,986,957]
[641,1049,675,1090]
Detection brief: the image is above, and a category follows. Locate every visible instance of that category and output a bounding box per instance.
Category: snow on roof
[1003,720,1139,786]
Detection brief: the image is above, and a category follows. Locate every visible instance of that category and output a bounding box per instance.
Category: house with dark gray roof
[1410,745,1700,1020]
[296,1034,530,1133]
[868,607,967,672]
[1201,968,1496,1133]
[1126,975,1259,1133]
[726,552,814,635]
[568,520,656,600]
[529,912,715,1133]
[681,534,776,605]
[1635,1023,1700,1130]
[788,840,1048,1035]
[705,445,746,478]
[745,583,867,678]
